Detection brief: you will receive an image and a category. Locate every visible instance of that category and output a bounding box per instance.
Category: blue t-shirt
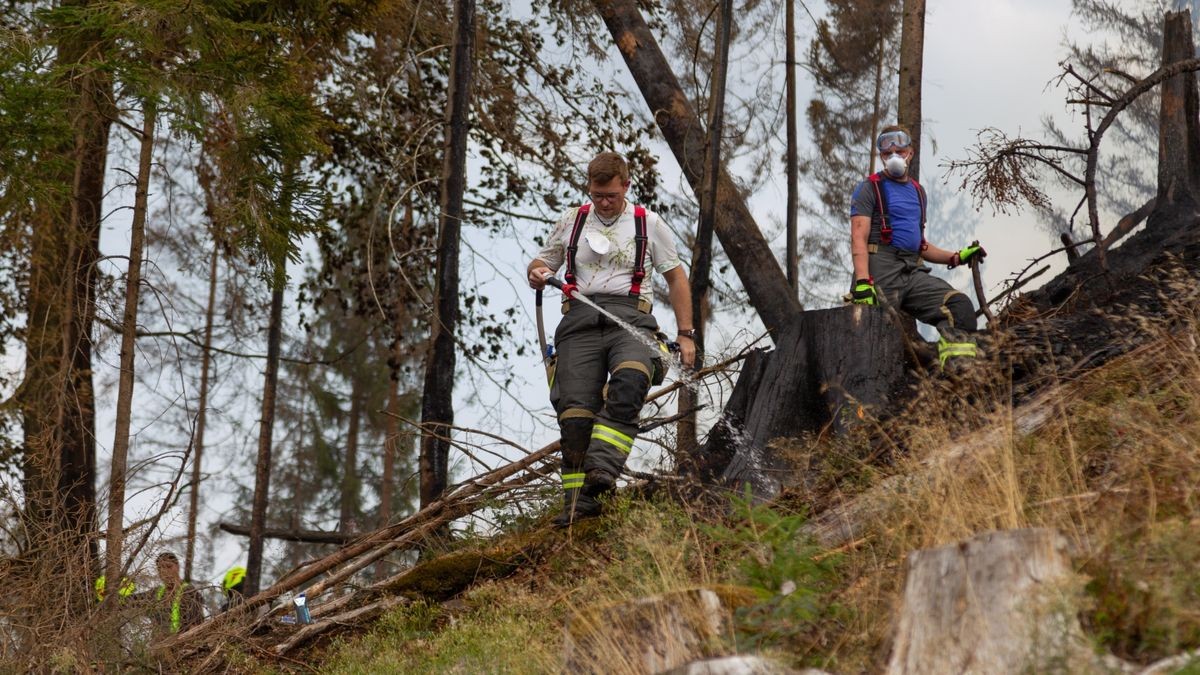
[850,176,925,252]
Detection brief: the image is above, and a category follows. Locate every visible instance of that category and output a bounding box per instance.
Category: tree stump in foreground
[885,528,1101,675]
[714,305,908,498]
[562,586,756,675]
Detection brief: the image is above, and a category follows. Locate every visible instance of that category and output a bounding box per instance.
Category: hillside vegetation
[258,303,1200,673]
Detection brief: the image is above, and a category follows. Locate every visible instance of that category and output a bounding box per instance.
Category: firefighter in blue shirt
[849,124,987,368]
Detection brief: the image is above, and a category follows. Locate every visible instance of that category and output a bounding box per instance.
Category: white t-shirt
[536,202,682,298]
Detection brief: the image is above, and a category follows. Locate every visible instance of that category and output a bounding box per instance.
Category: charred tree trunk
[592,0,802,336]
[1155,9,1200,214]
[716,306,908,497]
[679,0,732,461]
[103,99,157,599]
[419,0,474,507]
[680,348,770,482]
[897,0,925,180]
[246,283,285,597]
[184,244,219,582]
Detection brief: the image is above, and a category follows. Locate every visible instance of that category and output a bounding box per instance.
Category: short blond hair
[587,152,629,184]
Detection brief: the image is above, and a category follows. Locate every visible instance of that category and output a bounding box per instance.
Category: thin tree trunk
[184,245,219,582]
[897,0,925,180]
[381,366,400,527]
[592,0,802,335]
[103,98,157,599]
[419,0,474,507]
[785,0,799,292]
[679,0,733,463]
[381,203,413,527]
[246,284,285,597]
[289,361,310,574]
[868,32,885,176]
[340,380,363,533]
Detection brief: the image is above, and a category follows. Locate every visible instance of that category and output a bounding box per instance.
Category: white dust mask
[584,230,611,256]
[884,154,908,178]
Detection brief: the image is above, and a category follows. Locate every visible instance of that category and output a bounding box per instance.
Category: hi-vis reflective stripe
[155,584,186,632]
[561,472,585,490]
[938,338,977,366]
[592,424,634,454]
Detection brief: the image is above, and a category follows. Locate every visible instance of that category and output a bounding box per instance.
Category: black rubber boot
[581,468,617,498]
[551,488,602,528]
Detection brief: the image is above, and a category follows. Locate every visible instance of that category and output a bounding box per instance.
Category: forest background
[0,0,1177,619]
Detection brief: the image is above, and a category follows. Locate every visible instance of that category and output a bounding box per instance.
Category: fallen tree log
[163,437,562,656]
[218,523,352,546]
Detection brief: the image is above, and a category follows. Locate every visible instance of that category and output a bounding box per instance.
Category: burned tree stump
[713,306,908,498]
[684,347,771,483]
[885,528,1101,675]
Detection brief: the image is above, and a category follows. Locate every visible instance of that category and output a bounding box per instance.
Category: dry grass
[796,313,1200,671]
[312,304,1200,674]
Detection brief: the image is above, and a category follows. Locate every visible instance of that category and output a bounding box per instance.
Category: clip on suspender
[563,204,591,288]
[629,206,648,297]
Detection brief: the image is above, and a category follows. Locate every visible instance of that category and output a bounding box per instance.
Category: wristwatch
[676,329,697,339]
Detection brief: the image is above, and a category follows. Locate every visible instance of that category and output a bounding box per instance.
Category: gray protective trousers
[869,245,977,340]
[549,295,658,492]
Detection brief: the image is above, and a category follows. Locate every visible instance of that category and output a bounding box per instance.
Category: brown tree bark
[184,244,219,582]
[419,0,474,507]
[592,0,802,336]
[19,0,112,605]
[340,380,363,533]
[897,0,925,180]
[103,98,157,598]
[381,365,400,527]
[246,284,285,597]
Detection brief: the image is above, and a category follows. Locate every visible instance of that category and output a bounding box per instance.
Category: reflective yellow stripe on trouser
[591,423,634,455]
[561,472,585,491]
[938,337,977,366]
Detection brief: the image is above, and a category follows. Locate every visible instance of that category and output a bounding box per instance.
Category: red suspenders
[869,172,927,249]
[564,204,649,297]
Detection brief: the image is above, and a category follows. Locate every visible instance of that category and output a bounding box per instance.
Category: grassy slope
[298,317,1200,674]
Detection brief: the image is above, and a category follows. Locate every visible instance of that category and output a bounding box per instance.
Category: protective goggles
[876,130,912,152]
